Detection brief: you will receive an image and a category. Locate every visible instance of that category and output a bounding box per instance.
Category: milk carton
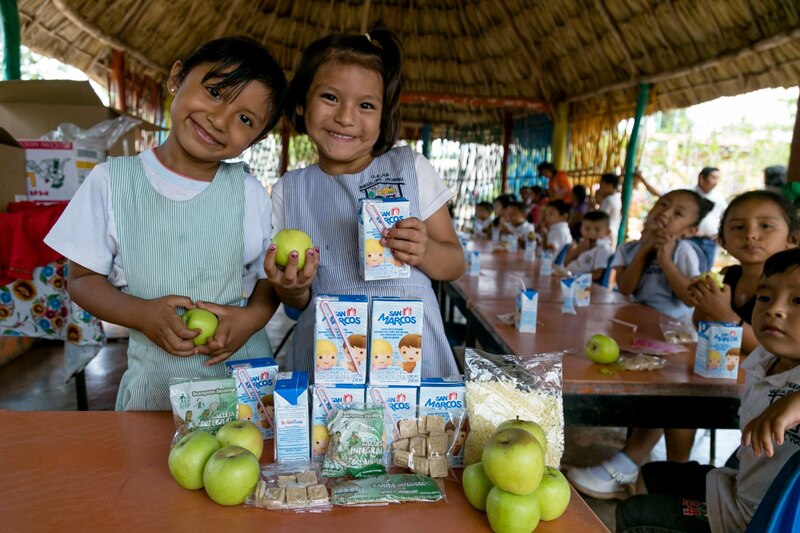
[524,234,537,261]
[274,372,310,464]
[419,377,468,467]
[574,273,592,307]
[540,249,554,276]
[694,321,743,379]
[314,295,369,385]
[467,251,481,276]
[310,384,365,460]
[358,197,411,281]
[369,297,424,386]
[502,233,518,252]
[515,289,539,333]
[224,357,279,439]
[368,385,417,424]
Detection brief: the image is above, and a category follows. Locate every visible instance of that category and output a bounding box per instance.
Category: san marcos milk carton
[574,273,592,307]
[358,197,411,281]
[274,371,310,464]
[314,295,369,385]
[515,289,539,333]
[368,385,417,424]
[224,357,279,439]
[694,321,743,379]
[310,384,366,460]
[369,297,424,386]
[467,250,481,276]
[419,377,468,467]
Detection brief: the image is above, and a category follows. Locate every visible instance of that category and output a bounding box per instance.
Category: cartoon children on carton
[369,297,424,386]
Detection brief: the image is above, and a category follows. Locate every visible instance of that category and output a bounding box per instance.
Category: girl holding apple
[265,28,464,379]
[45,37,295,410]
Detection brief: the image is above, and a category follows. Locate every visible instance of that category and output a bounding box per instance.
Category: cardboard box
[20,140,102,201]
[274,371,310,464]
[0,128,26,211]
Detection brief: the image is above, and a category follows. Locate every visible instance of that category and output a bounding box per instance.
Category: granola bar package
[322,403,392,479]
[247,460,331,513]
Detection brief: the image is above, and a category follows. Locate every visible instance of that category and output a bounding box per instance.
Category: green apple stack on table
[462,417,571,532]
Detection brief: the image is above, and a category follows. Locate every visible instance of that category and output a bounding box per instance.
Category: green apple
[482,428,545,495]
[271,229,314,270]
[182,308,218,346]
[215,419,263,460]
[462,462,495,511]
[168,430,220,490]
[203,445,261,506]
[697,270,724,289]
[486,486,541,533]
[495,416,547,454]
[584,333,620,364]
[534,466,571,521]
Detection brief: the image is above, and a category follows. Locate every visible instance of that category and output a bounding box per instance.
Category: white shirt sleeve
[414,152,453,220]
[611,242,637,269]
[674,240,702,278]
[270,177,285,237]
[243,175,272,283]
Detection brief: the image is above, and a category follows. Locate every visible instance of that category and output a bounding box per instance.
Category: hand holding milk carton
[358,198,411,281]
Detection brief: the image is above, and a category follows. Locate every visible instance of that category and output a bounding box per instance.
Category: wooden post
[111,50,127,113]
[788,95,800,183]
[500,111,513,193]
[421,122,431,159]
[278,119,290,177]
[618,83,651,246]
[0,0,21,80]
[551,103,569,170]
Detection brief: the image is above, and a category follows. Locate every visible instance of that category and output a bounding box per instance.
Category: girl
[690,190,799,354]
[44,37,288,410]
[266,28,464,379]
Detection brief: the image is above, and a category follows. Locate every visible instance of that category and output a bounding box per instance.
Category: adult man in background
[692,167,725,268]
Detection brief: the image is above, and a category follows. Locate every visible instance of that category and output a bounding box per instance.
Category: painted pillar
[421,122,431,159]
[551,102,568,170]
[500,111,513,193]
[1,0,21,80]
[618,83,651,246]
[278,119,290,177]
[788,95,800,183]
[111,50,127,113]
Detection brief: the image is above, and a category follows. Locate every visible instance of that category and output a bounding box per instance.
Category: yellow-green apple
[168,431,220,490]
[271,229,314,270]
[215,419,263,460]
[182,308,218,346]
[203,445,261,506]
[534,466,571,521]
[462,462,494,511]
[482,428,545,495]
[486,486,541,533]
[495,416,547,454]
[584,333,620,364]
[697,270,724,289]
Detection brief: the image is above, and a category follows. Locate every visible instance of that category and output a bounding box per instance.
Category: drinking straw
[319,299,362,377]
[365,201,391,233]
[235,367,273,429]
[316,386,333,416]
[370,387,400,439]
[609,318,638,332]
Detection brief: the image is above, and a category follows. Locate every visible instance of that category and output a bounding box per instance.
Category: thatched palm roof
[15,0,800,130]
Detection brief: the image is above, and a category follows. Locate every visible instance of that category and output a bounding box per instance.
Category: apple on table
[215,419,264,460]
[486,485,541,533]
[534,466,571,521]
[584,333,620,364]
[168,431,220,490]
[495,417,547,453]
[482,428,544,495]
[462,462,494,511]
[203,445,261,506]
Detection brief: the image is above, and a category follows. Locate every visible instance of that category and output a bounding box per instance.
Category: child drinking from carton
[616,248,800,533]
[266,28,464,380]
[44,37,288,411]
[500,202,535,248]
[563,210,614,281]
[541,200,572,254]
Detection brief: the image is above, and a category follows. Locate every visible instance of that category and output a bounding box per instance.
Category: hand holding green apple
[585,333,620,364]
[270,229,314,270]
[695,270,724,289]
[182,308,219,346]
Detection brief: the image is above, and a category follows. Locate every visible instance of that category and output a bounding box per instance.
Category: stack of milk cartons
[418,376,468,467]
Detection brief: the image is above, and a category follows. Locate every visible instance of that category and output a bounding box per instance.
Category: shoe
[567,461,639,500]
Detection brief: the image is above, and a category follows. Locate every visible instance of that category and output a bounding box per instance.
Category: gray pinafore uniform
[282,146,458,379]
[109,157,271,410]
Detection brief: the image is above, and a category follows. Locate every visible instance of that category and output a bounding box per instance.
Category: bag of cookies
[248,460,331,513]
[389,408,466,480]
[322,403,393,479]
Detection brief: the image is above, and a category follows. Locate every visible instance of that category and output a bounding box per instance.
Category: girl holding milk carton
[265,28,464,379]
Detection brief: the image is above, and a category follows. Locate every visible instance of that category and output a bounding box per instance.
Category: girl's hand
[381,217,428,267]
[193,301,259,366]
[263,245,319,294]
[136,295,200,356]
[654,231,677,264]
[743,392,800,457]
[689,279,733,319]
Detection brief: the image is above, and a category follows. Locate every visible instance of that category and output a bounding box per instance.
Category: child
[568,189,713,499]
[500,202,535,247]
[616,248,800,533]
[690,190,799,354]
[489,193,516,238]
[542,200,572,254]
[472,201,493,239]
[568,184,589,240]
[564,210,614,281]
[265,28,464,380]
[527,186,548,225]
[596,172,622,244]
[44,37,288,410]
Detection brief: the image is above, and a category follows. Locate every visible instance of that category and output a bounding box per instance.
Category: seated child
[616,248,800,533]
[564,210,614,281]
[542,200,572,254]
[471,201,493,239]
[500,202,535,247]
[527,186,548,225]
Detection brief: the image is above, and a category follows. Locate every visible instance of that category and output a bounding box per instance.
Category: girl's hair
[719,190,800,245]
[762,248,800,278]
[285,28,403,156]
[572,185,587,203]
[174,36,287,137]
[661,189,714,227]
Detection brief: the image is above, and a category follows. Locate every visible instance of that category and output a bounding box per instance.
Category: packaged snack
[274,372,310,464]
[418,376,468,467]
[314,295,369,385]
[169,377,238,443]
[389,410,465,478]
[225,358,279,439]
[249,460,331,513]
[330,474,443,506]
[311,384,365,460]
[322,404,390,478]
[659,315,698,343]
[358,198,411,281]
[617,353,667,371]
[369,297,424,386]
[628,337,688,356]
[463,348,564,468]
[694,321,743,379]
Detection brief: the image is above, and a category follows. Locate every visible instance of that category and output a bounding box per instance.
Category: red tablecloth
[0,201,67,286]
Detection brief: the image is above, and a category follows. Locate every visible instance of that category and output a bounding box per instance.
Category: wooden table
[0,411,609,532]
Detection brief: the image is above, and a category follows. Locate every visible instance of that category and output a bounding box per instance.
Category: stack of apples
[168,419,264,506]
[462,417,571,532]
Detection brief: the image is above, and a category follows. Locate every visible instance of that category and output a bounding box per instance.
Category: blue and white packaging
[274,371,310,463]
[310,384,365,460]
[368,385,418,424]
[524,235,537,261]
[314,295,369,385]
[560,279,577,315]
[369,297,424,386]
[694,321,743,379]
[540,249,554,276]
[515,289,539,332]
[358,197,411,281]
[502,233,518,252]
[467,250,481,276]
[224,357,279,439]
[419,377,468,467]
[574,273,592,307]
